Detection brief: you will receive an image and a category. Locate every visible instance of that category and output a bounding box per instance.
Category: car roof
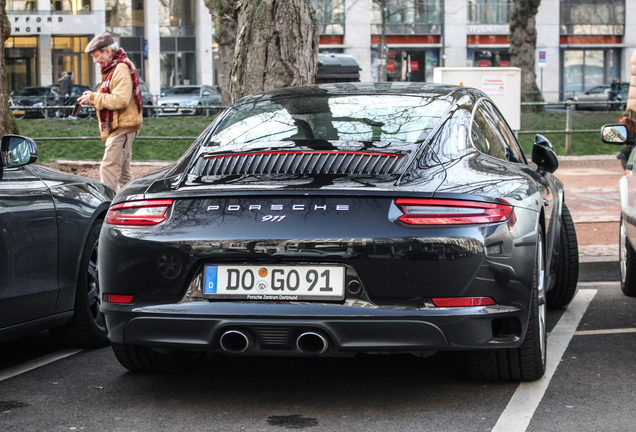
[235,82,480,105]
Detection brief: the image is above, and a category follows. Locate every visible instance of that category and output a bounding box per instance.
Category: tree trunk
[229,0,319,103]
[509,0,544,112]
[204,0,238,105]
[0,0,19,136]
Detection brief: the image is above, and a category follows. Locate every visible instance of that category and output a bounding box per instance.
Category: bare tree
[0,0,19,136]
[228,0,319,103]
[509,0,543,109]
[203,0,239,105]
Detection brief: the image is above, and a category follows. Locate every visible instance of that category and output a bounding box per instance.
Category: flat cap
[85,32,115,53]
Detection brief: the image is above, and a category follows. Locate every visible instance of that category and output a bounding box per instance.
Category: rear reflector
[106,199,173,226]
[431,297,496,307]
[103,294,134,304]
[395,198,513,225]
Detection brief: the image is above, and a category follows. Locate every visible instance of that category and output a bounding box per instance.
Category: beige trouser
[100,131,137,191]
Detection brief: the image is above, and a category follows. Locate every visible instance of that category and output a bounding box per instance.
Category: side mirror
[532,134,558,173]
[203,91,211,96]
[160,92,166,97]
[601,124,633,145]
[1,135,38,168]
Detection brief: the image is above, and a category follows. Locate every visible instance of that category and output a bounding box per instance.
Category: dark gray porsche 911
[99,83,579,381]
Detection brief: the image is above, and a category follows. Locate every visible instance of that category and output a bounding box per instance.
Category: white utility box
[433,67,521,131]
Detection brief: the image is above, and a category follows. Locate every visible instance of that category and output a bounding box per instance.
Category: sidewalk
[557,155,622,281]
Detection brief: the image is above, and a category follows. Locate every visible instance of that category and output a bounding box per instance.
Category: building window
[561,48,621,97]
[7,0,36,11]
[159,0,195,36]
[560,0,624,35]
[51,36,92,87]
[160,37,196,88]
[4,36,38,93]
[371,0,442,35]
[469,49,510,67]
[106,0,144,36]
[372,48,439,82]
[312,0,345,35]
[467,0,513,24]
[51,0,91,12]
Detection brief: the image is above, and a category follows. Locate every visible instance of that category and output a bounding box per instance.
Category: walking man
[77,32,143,191]
[58,70,73,118]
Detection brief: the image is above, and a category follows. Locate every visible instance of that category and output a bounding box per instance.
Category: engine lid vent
[193,151,406,176]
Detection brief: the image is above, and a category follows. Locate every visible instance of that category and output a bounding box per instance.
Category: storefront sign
[8,13,103,35]
[467,25,510,35]
[481,76,507,96]
[387,61,395,72]
[410,61,419,72]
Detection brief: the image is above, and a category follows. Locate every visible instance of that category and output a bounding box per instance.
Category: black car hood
[116,143,542,209]
[116,140,450,202]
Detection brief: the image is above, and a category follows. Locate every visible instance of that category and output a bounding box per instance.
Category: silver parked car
[157,85,221,116]
[601,124,636,295]
[569,83,629,111]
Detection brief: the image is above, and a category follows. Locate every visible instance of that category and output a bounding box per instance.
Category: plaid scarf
[98,48,143,133]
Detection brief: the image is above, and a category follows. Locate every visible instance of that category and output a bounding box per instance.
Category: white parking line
[575,328,636,336]
[491,289,597,432]
[0,349,82,382]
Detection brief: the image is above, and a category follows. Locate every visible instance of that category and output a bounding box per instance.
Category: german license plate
[163,107,177,112]
[203,264,345,301]
[12,110,25,115]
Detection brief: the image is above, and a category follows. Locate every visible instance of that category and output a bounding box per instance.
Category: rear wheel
[468,231,547,381]
[49,218,109,348]
[619,216,636,296]
[547,203,579,308]
[112,343,205,372]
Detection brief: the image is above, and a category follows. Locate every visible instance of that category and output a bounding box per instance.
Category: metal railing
[519,99,624,154]
[15,100,620,152]
[11,103,227,120]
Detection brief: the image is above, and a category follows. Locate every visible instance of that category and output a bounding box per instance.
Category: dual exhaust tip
[219,329,329,355]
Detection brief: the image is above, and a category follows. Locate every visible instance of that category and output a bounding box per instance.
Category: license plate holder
[203,264,345,301]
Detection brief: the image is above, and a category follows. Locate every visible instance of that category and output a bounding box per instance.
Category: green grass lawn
[517,109,622,156]
[18,116,213,162]
[16,109,622,162]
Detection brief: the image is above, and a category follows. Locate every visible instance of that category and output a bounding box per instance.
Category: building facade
[5,0,634,102]
[5,0,212,96]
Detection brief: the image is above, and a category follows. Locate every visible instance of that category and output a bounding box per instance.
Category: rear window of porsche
[206,95,452,147]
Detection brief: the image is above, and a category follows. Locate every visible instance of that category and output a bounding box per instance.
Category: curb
[579,255,619,282]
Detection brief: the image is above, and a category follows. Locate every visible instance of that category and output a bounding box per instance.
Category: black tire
[619,215,636,296]
[49,218,109,348]
[112,343,205,372]
[547,203,579,308]
[195,104,202,116]
[469,231,547,381]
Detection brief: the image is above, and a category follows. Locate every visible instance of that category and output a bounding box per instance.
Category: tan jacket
[628,50,636,113]
[90,62,143,141]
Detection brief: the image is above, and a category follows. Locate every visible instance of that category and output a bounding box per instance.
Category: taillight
[105,199,173,226]
[431,297,496,307]
[395,198,513,225]
[103,294,134,304]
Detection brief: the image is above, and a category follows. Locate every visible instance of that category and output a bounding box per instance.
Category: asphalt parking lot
[2,155,633,431]
[1,282,635,432]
